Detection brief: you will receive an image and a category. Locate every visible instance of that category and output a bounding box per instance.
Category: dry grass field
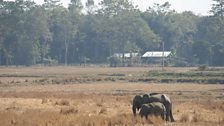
[0,66,223,126]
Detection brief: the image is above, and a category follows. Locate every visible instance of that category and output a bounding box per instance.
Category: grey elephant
[132,93,175,122]
[139,102,166,120]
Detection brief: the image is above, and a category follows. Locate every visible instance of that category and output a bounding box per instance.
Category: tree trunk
[64,39,68,66]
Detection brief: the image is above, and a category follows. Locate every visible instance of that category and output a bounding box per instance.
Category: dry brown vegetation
[0,66,223,126]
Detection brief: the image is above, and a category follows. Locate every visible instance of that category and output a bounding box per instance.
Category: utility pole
[162,41,164,70]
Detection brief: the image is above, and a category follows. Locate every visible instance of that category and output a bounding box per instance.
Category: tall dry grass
[0,94,224,126]
[0,110,168,126]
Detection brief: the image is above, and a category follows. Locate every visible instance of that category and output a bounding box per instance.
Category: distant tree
[207,0,224,65]
[85,0,96,14]
[25,6,52,64]
[97,0,160,63]
[43,0,61,9]
[147,1,172,15]
[97,0,136,17]
[210,0,224,17]
[67,0,86,64]
[192,40,211,64]
[78,15,104,63]
[142,3,199,66]
[0,0,43,65]
[50,8,77,65]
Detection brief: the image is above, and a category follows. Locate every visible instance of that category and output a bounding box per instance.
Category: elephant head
[132,95,143,116]
[142,94,150,104]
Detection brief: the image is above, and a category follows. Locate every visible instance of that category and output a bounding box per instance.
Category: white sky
[133,0,214,15]
[6,0,215,15]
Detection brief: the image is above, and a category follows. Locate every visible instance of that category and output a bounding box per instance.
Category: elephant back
[148,102,165,113]
[148,95,162,103]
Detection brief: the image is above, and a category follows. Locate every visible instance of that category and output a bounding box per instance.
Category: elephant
[139,102,166,120]
[132,93,175,122]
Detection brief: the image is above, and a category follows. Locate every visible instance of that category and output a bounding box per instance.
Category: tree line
[0,0,224,66]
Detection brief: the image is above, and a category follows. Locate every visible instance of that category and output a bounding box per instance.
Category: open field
[0,66,223,126]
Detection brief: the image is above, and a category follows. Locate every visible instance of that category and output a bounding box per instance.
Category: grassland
[0,66,223,126]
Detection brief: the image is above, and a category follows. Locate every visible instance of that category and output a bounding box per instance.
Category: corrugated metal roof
[142,51,171,58]
[113,53,139,58]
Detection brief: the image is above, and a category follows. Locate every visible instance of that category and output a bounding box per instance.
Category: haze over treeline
[0,0,224,66]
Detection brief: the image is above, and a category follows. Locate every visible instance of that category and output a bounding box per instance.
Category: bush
[55,99,70,106]
[108,56,122,67]
[198,64,208,71]
[180,114,190,122]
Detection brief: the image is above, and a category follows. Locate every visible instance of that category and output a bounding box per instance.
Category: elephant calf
[139,102,166,120]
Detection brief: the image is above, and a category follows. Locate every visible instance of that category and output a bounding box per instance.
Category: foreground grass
[0,89,223,126]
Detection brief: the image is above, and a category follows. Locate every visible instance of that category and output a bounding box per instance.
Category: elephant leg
[164,102,175,122]
[166,113,169,121]
[165,105,170,121]
[169,104,175,122]
[145,115,148,119]
[161,114,165,120]
[170,109,175,122]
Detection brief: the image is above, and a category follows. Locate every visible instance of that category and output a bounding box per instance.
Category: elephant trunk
[132,104,137,116]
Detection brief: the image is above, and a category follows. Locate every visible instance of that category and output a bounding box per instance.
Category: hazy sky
[31,0,214,15]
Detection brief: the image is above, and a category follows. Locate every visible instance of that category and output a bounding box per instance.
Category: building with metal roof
[142,51,171,58]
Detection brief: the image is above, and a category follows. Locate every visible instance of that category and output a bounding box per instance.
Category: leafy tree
[192,40,211,64]
[97,0,160,65]
[67,0,85,64]
[0,0,41,65]
[49,7,77,65]
[86,0,96,14]
[210,0,224,17]
[202,0,224,65]
[142,3,199,66]
[25,6,52,64]
[98,0,137,17]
